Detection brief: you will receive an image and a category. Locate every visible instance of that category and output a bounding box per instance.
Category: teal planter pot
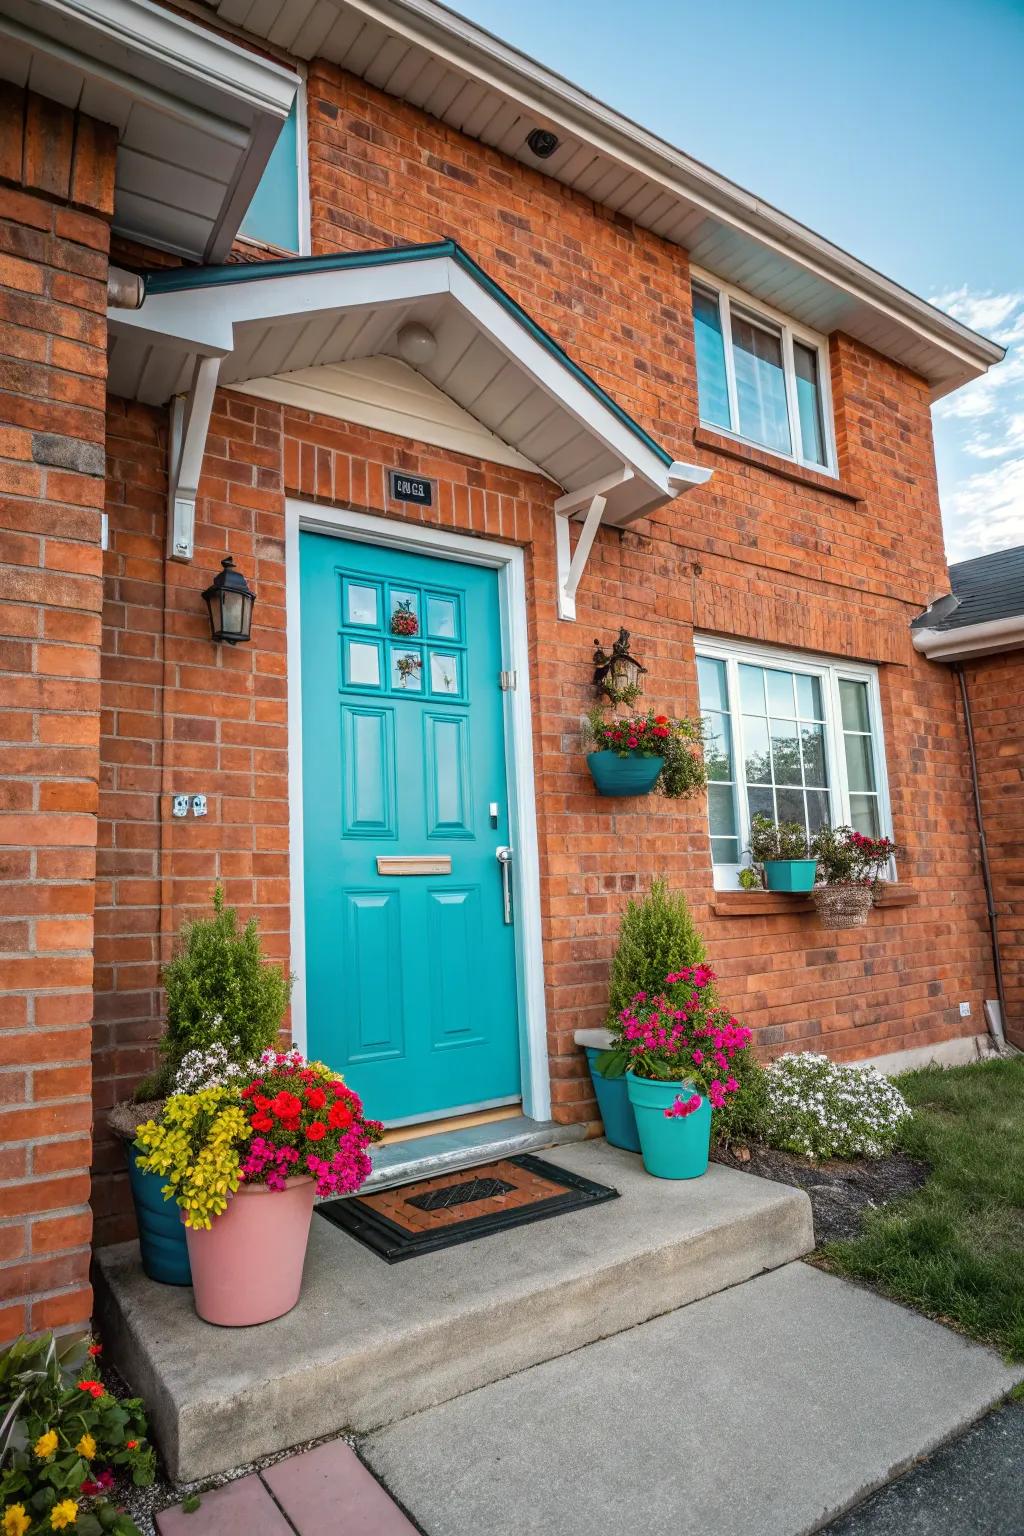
[126,1144,192,1286]
[587,750,663,798]
[584,1048,641,1153]
[626,1071,711,1180]
[763,859,817,893]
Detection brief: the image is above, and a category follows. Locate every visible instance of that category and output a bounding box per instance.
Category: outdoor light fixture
[526,127,559,158]
[202,555,255,644]
[593,627,647,704]
[396,321,437,366]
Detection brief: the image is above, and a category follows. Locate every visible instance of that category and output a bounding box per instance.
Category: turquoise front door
[299,531,522,1125]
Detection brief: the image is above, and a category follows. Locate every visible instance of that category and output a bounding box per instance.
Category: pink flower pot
[184,1176,315,1327]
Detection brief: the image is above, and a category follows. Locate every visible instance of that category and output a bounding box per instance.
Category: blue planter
[763,858,817,893]
[626,1071,711,1180]
[125,1143,192,1286]
[587,750,663,798]
[584,1048,641,1152]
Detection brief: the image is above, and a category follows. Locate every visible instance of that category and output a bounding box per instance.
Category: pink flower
[664,1091,702,1119]
[692,1049,704,1065]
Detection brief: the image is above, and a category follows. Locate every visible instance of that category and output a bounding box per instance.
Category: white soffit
[206,0,1003,398]
[234,355,548,475]
[0,0,298,261]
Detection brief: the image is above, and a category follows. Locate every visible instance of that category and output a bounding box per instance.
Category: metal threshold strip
[358,1115,588,1195]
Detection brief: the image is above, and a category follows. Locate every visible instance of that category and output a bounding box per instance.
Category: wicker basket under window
[811,884,874,929]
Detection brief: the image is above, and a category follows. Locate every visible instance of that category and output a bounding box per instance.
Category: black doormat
[316,1153,618,1262]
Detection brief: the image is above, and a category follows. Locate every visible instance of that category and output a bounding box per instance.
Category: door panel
[300,530,521,1124]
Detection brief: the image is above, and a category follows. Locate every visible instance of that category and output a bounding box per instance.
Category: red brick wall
[90,58,996,1233]
[0,85,115,1340]
[959,653,1024,1048]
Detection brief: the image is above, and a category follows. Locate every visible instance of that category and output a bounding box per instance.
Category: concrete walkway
[155,1440,417,1535]
[360,1263,1024,1536]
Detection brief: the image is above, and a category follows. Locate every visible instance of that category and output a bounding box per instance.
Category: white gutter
[332,0,1004,389]
[912,614,1024,661]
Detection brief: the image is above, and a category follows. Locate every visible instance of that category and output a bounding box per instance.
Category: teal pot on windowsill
[625,1071,711,1180]
[587,750,663,797]
[763,858,818,893]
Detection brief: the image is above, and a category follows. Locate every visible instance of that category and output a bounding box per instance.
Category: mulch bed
[713,1142,929,1244]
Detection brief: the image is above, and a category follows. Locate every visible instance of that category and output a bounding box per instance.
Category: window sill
[693,426,864,502]
[711,886,919,918]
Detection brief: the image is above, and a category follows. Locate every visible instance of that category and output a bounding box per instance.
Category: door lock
[495,845,514,925]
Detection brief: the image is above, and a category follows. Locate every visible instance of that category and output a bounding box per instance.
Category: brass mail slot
[376,855,452,876]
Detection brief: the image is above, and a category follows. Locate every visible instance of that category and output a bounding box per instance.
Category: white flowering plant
[172,1043,305,1095]
[761,1052,911,1160]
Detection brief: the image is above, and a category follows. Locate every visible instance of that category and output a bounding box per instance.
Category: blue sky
[453,0,1024,562]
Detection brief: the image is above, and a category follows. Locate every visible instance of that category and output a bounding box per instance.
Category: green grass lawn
[821,1054,1024,1361]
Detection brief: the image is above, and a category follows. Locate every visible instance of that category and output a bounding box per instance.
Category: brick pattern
[0,84,115,1340]
[959,654,1024,1047]
[90,58,997,1229]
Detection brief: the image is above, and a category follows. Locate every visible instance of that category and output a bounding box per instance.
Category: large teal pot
[626,1071,711,1179]
[763,858,817,893]
[126,1144,192,1286]
[587,750,663,798]
[584,1048,641,1153]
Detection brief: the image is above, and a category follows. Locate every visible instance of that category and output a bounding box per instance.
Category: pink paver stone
[155,1474,293,1536]
[262,1438,418,1535]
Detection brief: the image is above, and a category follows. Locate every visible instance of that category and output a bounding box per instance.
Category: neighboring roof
[912,545,1024,661]
[203,0,1004,400]
[108,240,711,535]
[0,0,299,261]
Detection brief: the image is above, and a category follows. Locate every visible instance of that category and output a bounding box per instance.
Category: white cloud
[931,288,1024,561]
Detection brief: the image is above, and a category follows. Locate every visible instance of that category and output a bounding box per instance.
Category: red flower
[253,1094,272,1111]
[280,1116,301,1133]
[271,1090,302,1119]
[653,726,669,738]
[77,1380,104,1398]
[328,1102,354,1131]
[655,715,668,724]
[126,1441,138,1451]
[87,1343,102,1357]
[305,1086,327,1111]
[241,1081,263,1100]
[307,1120,327,1141]
[328,1080,348,1096]
[251,1111,274,1132]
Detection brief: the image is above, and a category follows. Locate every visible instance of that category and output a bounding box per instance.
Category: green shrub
[748,812,809,862]
[136,886,290,1100]
[606,879,706,1026]
[0,1333,155,1536]
[761,1052,911,1159]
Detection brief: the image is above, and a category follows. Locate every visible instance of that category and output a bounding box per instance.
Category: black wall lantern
[202,556,255,644]
[593,627,647,705]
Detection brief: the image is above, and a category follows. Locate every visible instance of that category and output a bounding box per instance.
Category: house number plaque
[388,470,435,507]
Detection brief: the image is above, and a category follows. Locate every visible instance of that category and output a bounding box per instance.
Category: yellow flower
[75,1433,96,1461]
[3,1505,32,1536]
[50,1502,78,1530]
[34,1429,58,1458]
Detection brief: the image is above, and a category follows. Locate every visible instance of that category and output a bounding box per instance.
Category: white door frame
[285,497,551,1123]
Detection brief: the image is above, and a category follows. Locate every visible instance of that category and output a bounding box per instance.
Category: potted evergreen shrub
[107,886,290,1286]
[134,1049,381,1326]
[581,881,708,1152]
[810,826,898,928]
[583,708,706,798]
[746,812,817,892]
[620,964,753,1179]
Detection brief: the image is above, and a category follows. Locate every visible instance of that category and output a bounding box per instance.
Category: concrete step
[94,1139,814,1483]
[364,1113,586,1192]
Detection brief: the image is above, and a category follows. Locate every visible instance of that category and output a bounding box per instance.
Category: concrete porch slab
[94,1140,813,1483]
[361,1262,1024,1536]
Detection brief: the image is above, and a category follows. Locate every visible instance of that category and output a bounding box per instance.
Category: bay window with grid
[691,270,835,474]
[695,639,892,888]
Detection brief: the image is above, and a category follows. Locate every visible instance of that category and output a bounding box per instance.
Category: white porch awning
[107,241,711,617]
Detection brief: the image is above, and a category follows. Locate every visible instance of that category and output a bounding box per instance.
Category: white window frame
[695,636,894,890]
[236,68,310,257]
[691,266,838,477]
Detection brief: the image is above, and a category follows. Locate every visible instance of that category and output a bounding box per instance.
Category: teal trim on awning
[138,241,674,470]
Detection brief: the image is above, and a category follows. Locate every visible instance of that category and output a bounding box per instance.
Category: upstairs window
[240,95,304,253]
[695,638,891,888]
[691,273,835,474]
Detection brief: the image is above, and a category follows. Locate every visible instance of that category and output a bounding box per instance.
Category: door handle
[495,846,513,925]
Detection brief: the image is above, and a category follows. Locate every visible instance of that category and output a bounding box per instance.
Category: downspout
[955,662,1009,1046]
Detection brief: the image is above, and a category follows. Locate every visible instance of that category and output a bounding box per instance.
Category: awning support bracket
[554,469,634,621]
[167,354,222,563]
